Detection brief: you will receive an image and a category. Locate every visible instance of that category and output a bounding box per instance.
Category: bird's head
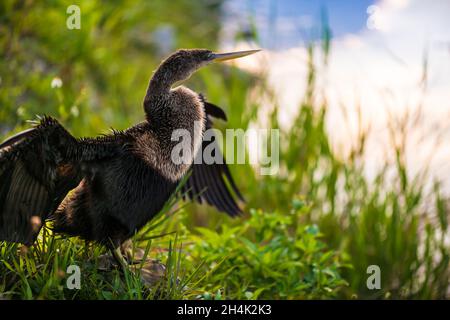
[149,48,260,92]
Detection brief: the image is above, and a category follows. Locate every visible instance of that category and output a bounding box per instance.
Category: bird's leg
[111,246,129,271]
[120,239,143,265]
[97,244,128,272]
[104,239,130,270]
[103,240,166,287]
[99,241,139,271]
[118,240,167,287]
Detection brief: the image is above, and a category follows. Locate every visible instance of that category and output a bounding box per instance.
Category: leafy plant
[188,201,348,299]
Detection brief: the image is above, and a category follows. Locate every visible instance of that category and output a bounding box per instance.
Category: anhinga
[0,48,259,265]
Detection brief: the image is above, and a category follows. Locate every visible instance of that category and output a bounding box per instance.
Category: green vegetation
[0,199,347,300]
[189,206,347,299]
[0,0,448,300]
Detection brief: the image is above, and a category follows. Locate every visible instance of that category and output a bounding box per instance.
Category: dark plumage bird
[0,48,259,263]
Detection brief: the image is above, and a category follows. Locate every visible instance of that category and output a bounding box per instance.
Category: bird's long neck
[145,70,171,98]
[144,56,199,111]
[143,62,181,117]
[144,74,173,110]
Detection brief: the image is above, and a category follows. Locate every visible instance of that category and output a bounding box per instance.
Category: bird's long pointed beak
[211,49,261,62]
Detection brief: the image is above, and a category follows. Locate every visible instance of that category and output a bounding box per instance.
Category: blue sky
[226,0,375,49]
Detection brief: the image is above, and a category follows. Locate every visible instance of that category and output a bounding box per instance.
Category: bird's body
[0,49,257,251]
[53,122,180,247]
[54,84,206,247]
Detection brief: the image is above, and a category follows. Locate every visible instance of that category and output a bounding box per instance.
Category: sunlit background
[222,0,450,190]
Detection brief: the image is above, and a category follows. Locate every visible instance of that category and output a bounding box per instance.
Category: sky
[222,0,450,189]
[224,0,375,49]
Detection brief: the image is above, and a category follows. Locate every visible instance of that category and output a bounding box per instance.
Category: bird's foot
[97,253,166,287]
[97,253,118,271]
[133,259,166,287]
[97,242,136,271]
[97,241,166,287]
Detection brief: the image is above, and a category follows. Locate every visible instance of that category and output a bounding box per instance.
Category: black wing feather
[182,99,244,217]
[0,117,81,243]
[0,128,36,149]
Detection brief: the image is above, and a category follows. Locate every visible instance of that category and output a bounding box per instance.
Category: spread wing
[0,116,123,244]
[181,98,244,217]
[0,116,82,244]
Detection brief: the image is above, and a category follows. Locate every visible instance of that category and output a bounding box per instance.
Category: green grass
[1,0,449,300]
[0,199,347,300]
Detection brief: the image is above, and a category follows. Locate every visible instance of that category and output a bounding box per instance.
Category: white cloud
[229,0,450,188]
